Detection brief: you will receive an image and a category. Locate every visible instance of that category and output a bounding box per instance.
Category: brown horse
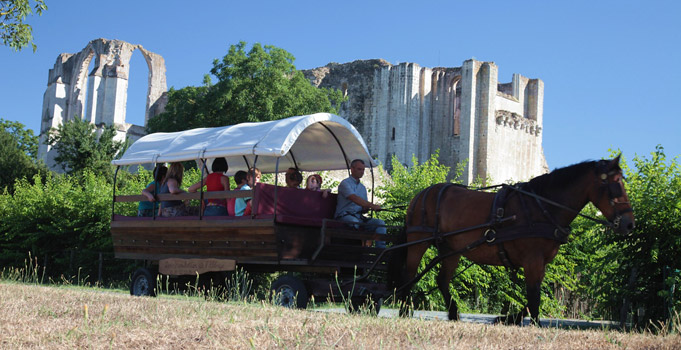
[390,157,635,325]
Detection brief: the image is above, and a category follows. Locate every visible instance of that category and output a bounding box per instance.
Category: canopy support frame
[274,158,280,218]
[112,166,120,221]
[319,122,351,177]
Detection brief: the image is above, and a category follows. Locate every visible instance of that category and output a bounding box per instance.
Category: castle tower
[304,58,548,184]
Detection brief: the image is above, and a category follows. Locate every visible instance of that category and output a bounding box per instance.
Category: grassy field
[1,281,680,349]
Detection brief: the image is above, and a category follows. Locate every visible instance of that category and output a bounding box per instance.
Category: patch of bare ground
[1,282,679,349]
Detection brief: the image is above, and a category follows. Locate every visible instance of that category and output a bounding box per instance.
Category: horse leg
[523,265,546,326]
[437,255,461,321]
[396,242,430,317]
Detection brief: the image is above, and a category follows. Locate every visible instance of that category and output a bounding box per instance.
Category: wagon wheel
[130,267,157,297]
[348,295,382,316]
[271,275,308,309]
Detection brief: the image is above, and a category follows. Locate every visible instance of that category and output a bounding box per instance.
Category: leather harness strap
[434,184,455,245]
[405,183,571,271]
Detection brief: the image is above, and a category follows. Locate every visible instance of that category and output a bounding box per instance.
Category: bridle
[595,160,633,230]
[508,161,633,231]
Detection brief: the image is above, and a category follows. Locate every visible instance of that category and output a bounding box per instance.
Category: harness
[403,163,632,274]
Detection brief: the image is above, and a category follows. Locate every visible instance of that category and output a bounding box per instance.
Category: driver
[334,159,386,248]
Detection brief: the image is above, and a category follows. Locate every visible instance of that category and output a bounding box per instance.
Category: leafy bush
[0,164,203,283]
[572,146,681,325]
[0,172,118,279]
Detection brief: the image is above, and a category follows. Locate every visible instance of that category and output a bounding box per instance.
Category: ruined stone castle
[303,59,548,184]
[38,38,167,169]
[39,39,547,184]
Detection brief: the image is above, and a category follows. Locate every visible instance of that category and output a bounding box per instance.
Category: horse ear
[609,154,621,170]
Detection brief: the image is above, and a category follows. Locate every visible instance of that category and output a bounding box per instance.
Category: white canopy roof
[112,113,377,174]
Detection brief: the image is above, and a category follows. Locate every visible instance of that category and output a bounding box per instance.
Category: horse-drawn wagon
[110,113,395,310]
[110,113,636,324]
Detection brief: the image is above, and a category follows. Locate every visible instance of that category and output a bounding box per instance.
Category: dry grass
[1,282,679,349]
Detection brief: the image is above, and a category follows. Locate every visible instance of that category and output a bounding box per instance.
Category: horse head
[588,156,635,234]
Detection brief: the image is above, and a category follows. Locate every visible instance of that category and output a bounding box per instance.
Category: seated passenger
[334,159,386,248]
[138,165,167,217]
[305,174,330,198]
[235,168,260,216]
[285,167,303,188]
[159,162,188,217]
[188,157,230,216]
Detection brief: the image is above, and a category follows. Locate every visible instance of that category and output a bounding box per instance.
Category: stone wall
[303,59,548,184]
[38,38,167,170]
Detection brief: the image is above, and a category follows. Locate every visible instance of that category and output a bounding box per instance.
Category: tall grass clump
[0,253,45,284]
[225,268,253,302]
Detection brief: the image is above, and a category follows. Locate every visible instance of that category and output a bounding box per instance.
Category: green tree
[0,0,47,51]
[147,42,345,133]
[147,85,210,132]
[0,127,42,192]
[0,118,38,159]
[46,118,126,180]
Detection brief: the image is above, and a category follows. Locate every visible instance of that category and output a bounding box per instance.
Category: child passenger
[285,168,303,188]
[234,168,260,216]
[305,174,330,198]
[188,157,230,216]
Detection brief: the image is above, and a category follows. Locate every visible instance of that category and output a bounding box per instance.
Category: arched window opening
[451,79,461,136]
[126,50,150,128]
[391,127,395,141]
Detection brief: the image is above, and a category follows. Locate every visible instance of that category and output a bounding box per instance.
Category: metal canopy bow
[111,113,376,174]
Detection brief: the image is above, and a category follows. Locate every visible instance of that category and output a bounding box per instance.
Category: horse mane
[525,160,600,196]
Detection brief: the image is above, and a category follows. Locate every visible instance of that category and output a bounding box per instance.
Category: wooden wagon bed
[112,182,395,274]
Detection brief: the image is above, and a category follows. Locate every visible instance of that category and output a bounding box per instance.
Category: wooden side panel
[110,218,394,273]
[111,219,278,262]
[276,225,323,260]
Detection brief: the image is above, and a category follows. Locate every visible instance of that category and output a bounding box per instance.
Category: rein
[375,205,408,213]
[506,184,614,228]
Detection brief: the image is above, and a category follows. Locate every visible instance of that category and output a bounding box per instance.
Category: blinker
[608,182,623,199]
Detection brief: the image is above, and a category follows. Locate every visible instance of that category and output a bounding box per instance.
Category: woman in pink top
[188,157,230,216]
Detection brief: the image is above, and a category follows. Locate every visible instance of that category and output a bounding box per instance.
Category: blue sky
[1,0,679,170]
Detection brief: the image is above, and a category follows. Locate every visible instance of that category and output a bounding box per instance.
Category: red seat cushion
[252,183,337,226]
